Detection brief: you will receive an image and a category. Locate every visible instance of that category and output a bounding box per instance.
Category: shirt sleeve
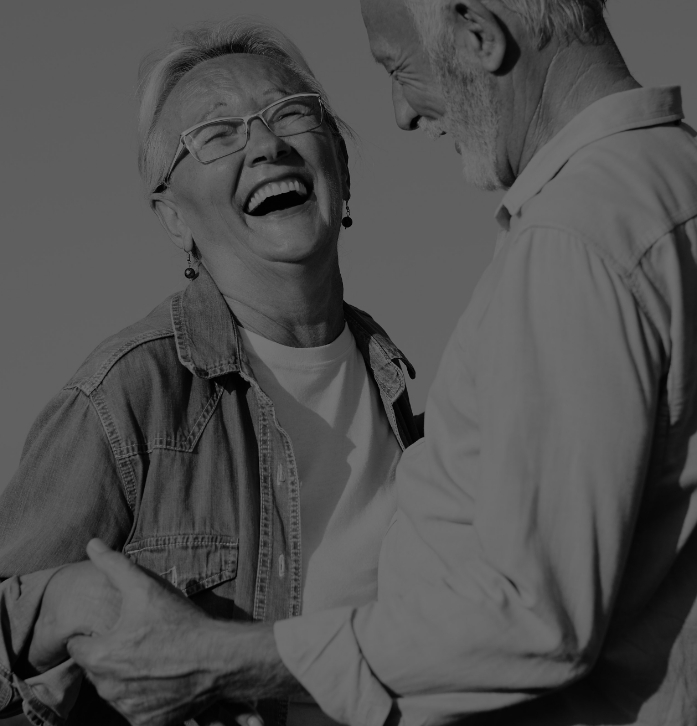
[0,386,133,723]
[274,229,665,725]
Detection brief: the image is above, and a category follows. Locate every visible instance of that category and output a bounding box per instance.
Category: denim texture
[0,266,419,725]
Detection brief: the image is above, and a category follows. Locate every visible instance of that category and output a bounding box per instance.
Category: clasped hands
[30,539,262,726]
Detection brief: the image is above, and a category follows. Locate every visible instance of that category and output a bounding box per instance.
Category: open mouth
[245,178,313,217]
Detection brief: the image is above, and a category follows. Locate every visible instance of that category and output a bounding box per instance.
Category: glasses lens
[265,96,323,137]
[186,119,247,162]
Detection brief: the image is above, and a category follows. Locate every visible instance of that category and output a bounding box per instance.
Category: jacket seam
[186,382,225,449]
[344,304,414,376]
[125,535,239,554]
[87,387,138,513]
[253,401,272,622]
[68,329,175,396]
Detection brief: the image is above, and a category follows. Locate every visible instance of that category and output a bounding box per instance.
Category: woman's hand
[67,540,282,726]
[27,559,122,673]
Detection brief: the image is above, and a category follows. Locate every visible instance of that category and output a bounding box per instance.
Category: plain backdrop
[0,0,696,500]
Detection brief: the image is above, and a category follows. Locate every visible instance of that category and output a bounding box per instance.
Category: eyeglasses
[158,92,325,190]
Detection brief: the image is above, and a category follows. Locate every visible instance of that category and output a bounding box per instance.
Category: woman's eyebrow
[199,88,289,122]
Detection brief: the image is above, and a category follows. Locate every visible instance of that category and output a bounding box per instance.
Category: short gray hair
[407,0,608,50]
[137,18,354,193]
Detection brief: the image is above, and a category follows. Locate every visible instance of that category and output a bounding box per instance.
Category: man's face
[361,0,504,190]
[360,0,447,134]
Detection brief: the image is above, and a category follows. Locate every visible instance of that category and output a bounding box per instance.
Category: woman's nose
[392,79,420,131]
[245,117,292,164]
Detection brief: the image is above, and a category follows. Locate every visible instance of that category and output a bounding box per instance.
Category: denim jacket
[0,267,419,725]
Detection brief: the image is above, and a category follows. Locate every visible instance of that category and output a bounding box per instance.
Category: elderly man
[32,1,697,725]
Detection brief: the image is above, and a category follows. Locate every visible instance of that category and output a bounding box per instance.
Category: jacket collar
[496,87,684,230]
[170,265,415,385]
[171,266,244,379]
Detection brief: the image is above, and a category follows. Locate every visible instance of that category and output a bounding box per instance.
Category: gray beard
[431,45,505,191]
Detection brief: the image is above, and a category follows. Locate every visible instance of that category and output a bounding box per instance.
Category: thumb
[66,633,97,665]
[85,538,144,597]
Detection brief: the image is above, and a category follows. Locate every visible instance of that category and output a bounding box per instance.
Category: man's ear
[338,136,351,202]
[450,0,506,73]
[150,193,194,253]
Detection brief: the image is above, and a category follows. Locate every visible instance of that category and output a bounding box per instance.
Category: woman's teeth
[247,179,308,214]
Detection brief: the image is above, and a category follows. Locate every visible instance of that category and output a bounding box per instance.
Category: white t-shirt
[239,324,402,726]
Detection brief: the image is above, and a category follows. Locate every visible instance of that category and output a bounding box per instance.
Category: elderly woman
[0,19,419,726]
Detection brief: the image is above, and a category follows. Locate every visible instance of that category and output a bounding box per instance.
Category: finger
[193,703,264,726]
[85,538,148,599]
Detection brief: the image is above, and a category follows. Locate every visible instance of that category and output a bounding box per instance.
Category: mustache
[417,116,447,140]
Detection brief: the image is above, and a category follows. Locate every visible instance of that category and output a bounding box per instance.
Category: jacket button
[278,554,286,578]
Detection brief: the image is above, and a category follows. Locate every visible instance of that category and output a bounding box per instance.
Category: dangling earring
[341,203,353,229]
[184,252,199,280]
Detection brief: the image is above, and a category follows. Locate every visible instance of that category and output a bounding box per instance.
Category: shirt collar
[495,87,684,230]
[170,265,415,383]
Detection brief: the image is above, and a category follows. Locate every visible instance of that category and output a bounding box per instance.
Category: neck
[506,30,641,180]
[204,250,345,349]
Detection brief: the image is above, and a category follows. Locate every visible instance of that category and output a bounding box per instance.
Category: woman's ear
[451,0,507,74]
[150,193,194,253]
[338,136,351,202]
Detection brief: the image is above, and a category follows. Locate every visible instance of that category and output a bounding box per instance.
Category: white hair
[407,0,608,50]
[137,18,354,193]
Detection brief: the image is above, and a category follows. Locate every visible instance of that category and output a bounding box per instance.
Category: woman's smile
[155,54,347,266]
[245,176,313,215]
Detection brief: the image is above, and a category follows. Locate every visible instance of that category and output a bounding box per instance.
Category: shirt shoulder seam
[510,222,677,344]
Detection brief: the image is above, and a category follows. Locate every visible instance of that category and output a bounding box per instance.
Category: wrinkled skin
[28,561,121,674]
[66,541,273,726]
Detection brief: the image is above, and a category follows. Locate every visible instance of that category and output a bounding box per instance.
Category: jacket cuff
[0,661,20,714]
[14,674,64,726]
[13,657,83,726]
[274,608,393,726]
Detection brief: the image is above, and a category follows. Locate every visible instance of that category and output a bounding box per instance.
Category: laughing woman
[0,20,419,726]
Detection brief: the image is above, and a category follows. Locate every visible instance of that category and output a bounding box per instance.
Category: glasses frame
[157,92,325,191]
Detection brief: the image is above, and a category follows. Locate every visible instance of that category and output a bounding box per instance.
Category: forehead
[361,0,420,65]
[162,54,306,132]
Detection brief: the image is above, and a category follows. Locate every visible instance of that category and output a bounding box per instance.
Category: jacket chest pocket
[123,534,238,596]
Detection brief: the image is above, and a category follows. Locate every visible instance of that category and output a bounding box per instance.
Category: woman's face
[154,54,348,269]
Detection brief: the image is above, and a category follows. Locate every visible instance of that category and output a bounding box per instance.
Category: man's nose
[391,80,419,131]
[246,118,292,164]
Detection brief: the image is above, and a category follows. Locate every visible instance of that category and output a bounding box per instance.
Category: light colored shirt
[240,325,401,726]
[239,324,401,613]
[274,87,697,726]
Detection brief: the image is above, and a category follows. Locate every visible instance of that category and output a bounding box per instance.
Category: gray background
[0,1,695,496]
[0,1,695,724]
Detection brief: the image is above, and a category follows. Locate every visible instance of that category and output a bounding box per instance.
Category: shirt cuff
[274,607,393,726]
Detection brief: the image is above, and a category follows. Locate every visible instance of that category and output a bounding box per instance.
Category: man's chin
[458,151,505,192]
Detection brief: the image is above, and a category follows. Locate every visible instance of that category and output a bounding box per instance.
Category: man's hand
[27,559,121,674]
[66,539,268,726]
